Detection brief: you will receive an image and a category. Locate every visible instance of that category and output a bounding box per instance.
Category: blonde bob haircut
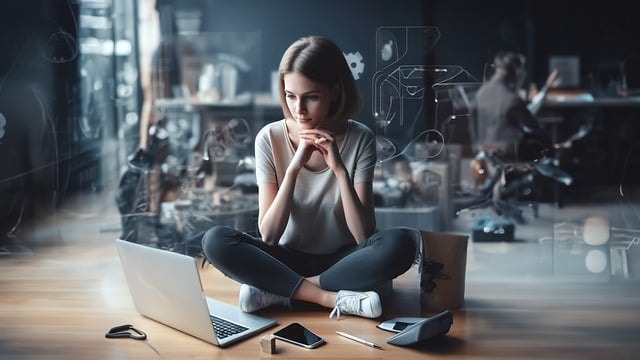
[277,36,361,122]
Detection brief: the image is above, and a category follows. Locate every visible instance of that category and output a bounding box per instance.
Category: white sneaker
[238,284,290,313]
[329,290,382,320]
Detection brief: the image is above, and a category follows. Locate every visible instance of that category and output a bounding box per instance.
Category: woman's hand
[299,129,343,172]
[290,136,317,172]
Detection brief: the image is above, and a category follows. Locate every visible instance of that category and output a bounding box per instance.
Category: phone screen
[273,322,325,349]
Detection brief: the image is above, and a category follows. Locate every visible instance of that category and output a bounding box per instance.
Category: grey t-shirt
[254,119,377,254]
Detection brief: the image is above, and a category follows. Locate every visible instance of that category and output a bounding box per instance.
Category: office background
[1,0,639,242]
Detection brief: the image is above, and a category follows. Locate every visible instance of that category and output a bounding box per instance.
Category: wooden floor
[1,193,640,359]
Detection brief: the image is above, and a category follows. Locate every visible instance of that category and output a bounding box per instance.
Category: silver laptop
[115,239,277,347]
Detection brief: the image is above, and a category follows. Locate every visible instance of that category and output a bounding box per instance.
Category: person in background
[201,36,418,319]
[473,51,560,163]
[128,1,180,170]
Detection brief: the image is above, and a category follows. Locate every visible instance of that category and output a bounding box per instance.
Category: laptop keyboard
[211,315,248,339]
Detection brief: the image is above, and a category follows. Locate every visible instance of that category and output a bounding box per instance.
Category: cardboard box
[419,230,469,312]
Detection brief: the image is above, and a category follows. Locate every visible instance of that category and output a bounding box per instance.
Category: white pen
[336,331,383,350]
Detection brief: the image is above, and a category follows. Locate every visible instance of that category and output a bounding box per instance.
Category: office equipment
[115,239,276,347]
[273,323,325,349]
[549,55,581,89]
[336,331,383,349]
[377,309,453,346]
[104,324,147,340]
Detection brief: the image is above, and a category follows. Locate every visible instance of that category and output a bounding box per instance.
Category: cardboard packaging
[419,230,469,312]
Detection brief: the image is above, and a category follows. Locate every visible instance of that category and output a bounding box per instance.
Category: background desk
[539,91,640,202]
[544,91,640,108]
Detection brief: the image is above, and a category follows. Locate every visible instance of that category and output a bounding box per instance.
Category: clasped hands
[293,128,342,171]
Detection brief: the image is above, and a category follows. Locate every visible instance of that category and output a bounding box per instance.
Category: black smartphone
[272,322,325,349]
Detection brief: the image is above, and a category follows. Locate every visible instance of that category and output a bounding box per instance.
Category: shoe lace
[329,292,364,320]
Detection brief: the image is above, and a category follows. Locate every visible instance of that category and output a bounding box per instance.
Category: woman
[473,51,558,162]
[201,36,418,319]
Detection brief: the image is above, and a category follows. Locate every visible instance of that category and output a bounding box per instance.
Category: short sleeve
[254,125,277,184]
[352,122,377,184]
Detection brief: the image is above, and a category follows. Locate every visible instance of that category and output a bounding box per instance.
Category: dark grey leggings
[201,226,419,299]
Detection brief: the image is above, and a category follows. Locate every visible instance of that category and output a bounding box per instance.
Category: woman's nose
[295,99,307,114]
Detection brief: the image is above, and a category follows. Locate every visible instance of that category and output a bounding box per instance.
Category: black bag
[115,166,146,242]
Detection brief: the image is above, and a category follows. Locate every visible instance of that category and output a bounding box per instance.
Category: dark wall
[173,0,426,128]
[161,0,640,122]
[0,0,77,235]
[532,0,640,88]
[429,0,640,87]
[427,0,532,81]
[199,0,425,83]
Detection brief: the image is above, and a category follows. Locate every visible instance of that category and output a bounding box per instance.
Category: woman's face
[283,72,336,130]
